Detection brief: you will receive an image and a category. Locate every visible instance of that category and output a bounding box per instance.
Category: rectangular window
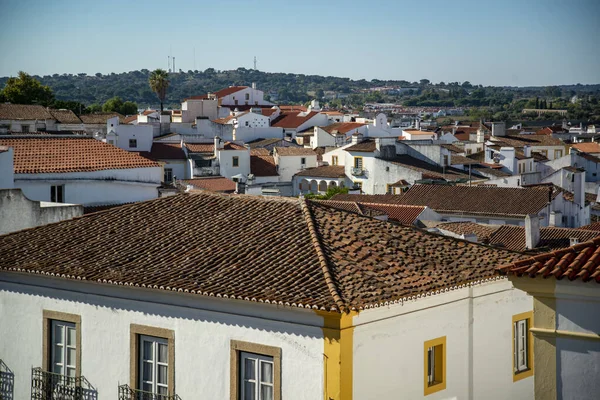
[424,336,446,396]
[51,320,77,378]
[139,335,168,396]
[540,150,548,156]
[230,340,281,400]
[130,324,175,396]
[22,125,30,133]
[513,311,533,381]
[354,157,363,169]
[129,139,137,148]
[233,156,239,167]
[301,157,306,165]
[466,148,472,155]
[332,156,338,166]
[245,93,250,101]
[554,150,563,159]
[108,140,115,145]
[51,185,64,203]
[387,184,394,194]
[164,168,173,183]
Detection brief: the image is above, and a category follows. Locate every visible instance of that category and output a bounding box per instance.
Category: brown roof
[141,143,187,160]
[295,165,346,178]
[436,221,500,241]
[212,114,238,125]
[250,155,278,177]
[490,134,565,148]
[487,225,600,252]
[321,122,366,135]
[440,144,463,153]
[0,137,160,173]
[248,138,284,149]
[271,111,320,129]
[572,142,600,153]
[581,222,600,232]
[498,237,600,283]
[48,109,82,124]
[214,86,248,98]
[0,104,54,120]
[274,147,316,156]
[79,113,124,124]
[450,155,479,165]
[182,177,237,193]
[332,184,559,218]
[186,143,214,153]
[123,115,138,124]
[387,156,476,181]
[404,129,436,136]
[0,192,525,311]
[317,200,427,225]
[278,105,307,112]
[346,139,377,152]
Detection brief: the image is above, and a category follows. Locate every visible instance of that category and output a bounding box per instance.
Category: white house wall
[218,149,251,180]
[352,279,534,400]
[0,147,14,188]
[0,274,325,400]
[113,124,154,152]
[233,127,284,142]
[276,155,317,183]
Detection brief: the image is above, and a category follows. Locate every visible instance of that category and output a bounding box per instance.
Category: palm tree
[149,69,169,112]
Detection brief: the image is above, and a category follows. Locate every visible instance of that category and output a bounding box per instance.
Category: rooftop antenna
[168,56,171,72]
[194,47,196,71]
[254,56,257,70]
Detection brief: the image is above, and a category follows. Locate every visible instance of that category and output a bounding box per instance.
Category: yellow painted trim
[512,311,534,382]
[423,336,446,396]
[530,328,600,341]
[533,297,557,400]
[316,310,357,400]
[332,156,338,166]
[353,156,363,169]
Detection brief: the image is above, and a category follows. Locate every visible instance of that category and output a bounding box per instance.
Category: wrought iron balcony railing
[118,384,181,400]
[1,359,14,400]
[30,368,96,400]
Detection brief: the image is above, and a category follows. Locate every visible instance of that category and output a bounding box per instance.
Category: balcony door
[139,335,168,396]
[51,320,77,378]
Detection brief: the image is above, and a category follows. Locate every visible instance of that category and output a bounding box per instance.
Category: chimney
[235,181,246,194]
[523,145,532,158]
[351,131,363,144]
[562,118,568,130]
[214,136,223,157]
[415,118,421,130]
[252,82,256,90]
[570,237,580,247]
[491,121,506,137]
[573,170,584,208]
[525,214,540,250]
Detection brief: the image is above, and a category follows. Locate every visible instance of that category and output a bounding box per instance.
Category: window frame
[423,336,446,396]
[232,156,239,167]
[354,156,363,169]
[512,311,534,381]
[164,168,173,183]
[240,351,274,400]
[50,184,65,203]
[331,155,338,166]
[42,310,81,377]
[130,324,175,396]
[301,157,306,165]
[554,149,563,159]
[230,340,281,400]
[139,335,169,395]
[129,139,137,148]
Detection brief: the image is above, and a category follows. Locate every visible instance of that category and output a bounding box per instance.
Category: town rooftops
[319,200,427,225]
[346,139,377,152]
[497,237,600,283]
[274,147,316,156]
[572,142,600,153]
[0,136,160,174]
[490,134,565,147]
[250,155,278,177]
[182,177,237,193]
[271,111,319,129]
[387,155,478,181]
[185,143,214,153]
[332,184,560,218]
[0,104,54,120]
[48,109,82,124]
[214,86,248,98]
[403,129,436,135]
[79,112,124,124]
[295,165,346,178]
[0,192,524,312]
[321,122,366,135]
[140,143,187,160]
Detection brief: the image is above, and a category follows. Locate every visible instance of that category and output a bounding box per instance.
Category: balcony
[193,165,220,177]
[1,360,14,400]
[118,384,181,400]
[351,167,364,176]
[30,368,97,400]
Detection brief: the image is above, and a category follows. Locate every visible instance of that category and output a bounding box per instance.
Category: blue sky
[0,0,598,86]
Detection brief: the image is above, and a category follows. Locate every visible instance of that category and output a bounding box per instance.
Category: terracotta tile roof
[295,165,346,178]
[79,113,124,124]
[387,156,477,181]
[248,138,285,149]
[316,200,363,214]
[404,129,436,136]
[487,225,600,252]
[48,109,82,124]
[83,203,134,214]
[250,155,278,177]
[531,152,549,162]
[250,148,270,155]
[271,111,319,129]
[581,222,600,232]
[214,86,248,98]
[278,105,307,112]
[123,115,138,124]
[471,166,512,178]
[440,144,463,153]
[497,237,600,283]
[212,114,239,125]
[436,221,500,241]
[490,134,565,148]
[0,192,525,311]
[321,122,366,135]
[572,142,600,153]
[182,177,236,193]
[0,104,53,120]
[186,143,214,153]
[223,142,247,151]
[317,200,427,225]
[346,139,377,152]
[274,147,316,156]
[332,184,559,218]
[450,155,479,165]
[0,137,160,173]
[141,143,187,160]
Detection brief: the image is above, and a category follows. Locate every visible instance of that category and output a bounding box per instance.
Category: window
[301,157,306,165]
[42,310,81,378]
[387,184,394,194]
[518,163,524,174]
[140,335,168,395]
[424,336,446,396]
[234,100,239,106]
[51,185,64,203]
[245,93,250,101]
[108,140,115,145]
[354,157,363,169]
[22,125,30,133]
[554,150,563,158]
[233,156,239,167]
[540,150,548,156]
[230,340,281,400]
[332,155,338,166]
[513,312,533,381]
[164,168,173,183]
[129,139,137,148]
[466,148,472,155]
[130,324,174,396]
[245,121,249,126]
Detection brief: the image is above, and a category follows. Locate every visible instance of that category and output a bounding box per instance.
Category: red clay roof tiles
[182,177,237,193]
[0,137,160,173]
[295,166,346,178]
[250,155,278,177]
[0,104,54,120]
[271,111,319,129]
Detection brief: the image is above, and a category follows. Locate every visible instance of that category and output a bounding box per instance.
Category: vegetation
[149,69,169,112]
[0,71,54,106]
[304,186,349,200]
[0,69,598,121]
[101,96,138,115]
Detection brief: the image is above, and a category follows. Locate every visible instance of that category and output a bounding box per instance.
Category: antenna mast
[254,56,257,70]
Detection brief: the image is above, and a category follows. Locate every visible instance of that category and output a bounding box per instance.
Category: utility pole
[254,56,257,70]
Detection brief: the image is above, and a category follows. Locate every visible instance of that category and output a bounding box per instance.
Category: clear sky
[1,0,598,86]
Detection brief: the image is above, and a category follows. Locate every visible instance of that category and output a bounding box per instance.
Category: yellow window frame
[512,311,534,382]
[424,336,446,396]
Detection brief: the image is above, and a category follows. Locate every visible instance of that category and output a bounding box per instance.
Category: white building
[0,192,534,400]
[273,147,317,182]
[105,116,155,152]
[294,165,349,196]
[0,136,162,206]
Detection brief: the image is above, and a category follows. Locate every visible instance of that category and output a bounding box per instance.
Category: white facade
[218,86,274,107]
[106,117,154,152]
[352,279,534,400]
[181,98,218,122]
[0,147,15,188]
[273,152,318,183]
[216,144,251,181]
[0,273,325,400]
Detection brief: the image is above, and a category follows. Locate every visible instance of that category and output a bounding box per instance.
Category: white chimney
[523,145,532,158]
[415,118,421,130]
[351,132,363,144]
[570,237,580,246]
[252,82,256,90]
[573,170,584,208]
[549,211,563,227]
[491,121,506,137]
[525,214,540,250]
[214,136,223,157]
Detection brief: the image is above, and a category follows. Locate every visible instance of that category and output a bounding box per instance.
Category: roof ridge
[299,198,346,313]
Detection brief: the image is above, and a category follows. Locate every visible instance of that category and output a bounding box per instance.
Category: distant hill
[1,68,599,110]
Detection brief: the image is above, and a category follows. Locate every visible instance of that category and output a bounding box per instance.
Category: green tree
[121,101,138,115]
[149,69,170,112]
[52,99,87,115]
[102,96,124,113]
[304,186,349,200]
[1,71,54,106]
[86,103,102,113]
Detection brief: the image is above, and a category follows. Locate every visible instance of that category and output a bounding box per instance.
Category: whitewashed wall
[275,155,317,183]
[0,273,325,400]
[218,149,251,180]
[0,147,14,188]
[352,279,534,400]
